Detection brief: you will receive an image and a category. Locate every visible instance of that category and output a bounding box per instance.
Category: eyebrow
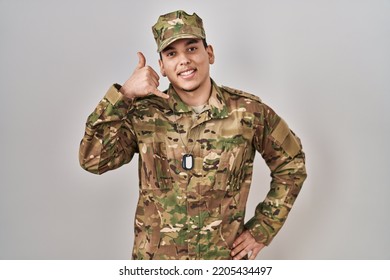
[185,39,200,46]
[162,39,200,53]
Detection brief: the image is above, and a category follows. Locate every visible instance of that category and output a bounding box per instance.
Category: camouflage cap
[152,10,206,52]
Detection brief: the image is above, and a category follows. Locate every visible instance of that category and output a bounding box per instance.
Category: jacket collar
[166,79,228,119]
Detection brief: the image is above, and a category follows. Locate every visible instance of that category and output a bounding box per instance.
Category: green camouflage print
[152,10,206,52]
[79,80,307,260]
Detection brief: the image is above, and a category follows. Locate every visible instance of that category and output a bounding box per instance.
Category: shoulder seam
[221,85,262,102]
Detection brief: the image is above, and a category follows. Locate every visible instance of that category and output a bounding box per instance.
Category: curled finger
[150,88,169,99]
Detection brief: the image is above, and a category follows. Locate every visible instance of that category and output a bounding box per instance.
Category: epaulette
[221,85,262,103]
[133,92,169,112]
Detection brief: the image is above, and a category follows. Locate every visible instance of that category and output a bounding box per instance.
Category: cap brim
[158,34,203,52]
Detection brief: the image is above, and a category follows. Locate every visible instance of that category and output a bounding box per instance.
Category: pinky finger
[152,88,169,99]
[249,247,261,260]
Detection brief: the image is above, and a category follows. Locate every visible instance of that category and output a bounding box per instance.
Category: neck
[173,78,212,106]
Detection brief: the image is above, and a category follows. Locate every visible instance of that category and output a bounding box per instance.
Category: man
[79,10,307,260]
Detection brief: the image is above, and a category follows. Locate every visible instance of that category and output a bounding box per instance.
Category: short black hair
[159,39,208,60]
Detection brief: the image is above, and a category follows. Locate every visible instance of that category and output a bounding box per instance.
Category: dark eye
[167,52,176,57]
[188,47,197,52]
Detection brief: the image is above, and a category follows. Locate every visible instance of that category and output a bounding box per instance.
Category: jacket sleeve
[79,84,138,175]
[244,104,307,245]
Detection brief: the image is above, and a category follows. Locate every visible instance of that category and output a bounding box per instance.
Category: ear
[206,45,215,65]
[158,59,166,77]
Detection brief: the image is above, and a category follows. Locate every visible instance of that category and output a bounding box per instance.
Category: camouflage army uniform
[79,79,307,260]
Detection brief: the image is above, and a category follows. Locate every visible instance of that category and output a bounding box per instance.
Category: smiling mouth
[178,68,197,77]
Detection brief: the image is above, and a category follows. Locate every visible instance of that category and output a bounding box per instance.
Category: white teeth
[179,69,195,76]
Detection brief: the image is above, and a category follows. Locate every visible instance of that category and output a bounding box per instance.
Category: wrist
[119,85,135,100]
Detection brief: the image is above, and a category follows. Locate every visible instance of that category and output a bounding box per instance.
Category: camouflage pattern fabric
[152,10,206,52]
[79,80,307,260]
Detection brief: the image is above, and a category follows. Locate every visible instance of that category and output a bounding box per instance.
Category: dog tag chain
[173,107,203,171]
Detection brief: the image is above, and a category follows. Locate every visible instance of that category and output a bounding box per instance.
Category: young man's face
[159,38,214,95]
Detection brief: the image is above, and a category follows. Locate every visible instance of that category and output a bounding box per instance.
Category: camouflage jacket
[79,80,307,260]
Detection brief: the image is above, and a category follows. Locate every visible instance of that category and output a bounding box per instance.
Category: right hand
[120,52,169,100]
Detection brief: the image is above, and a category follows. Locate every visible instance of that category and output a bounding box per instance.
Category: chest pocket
[226,141,249,192]
[153,141,173,190]
[208,141,249,192]
[139,141,172,190]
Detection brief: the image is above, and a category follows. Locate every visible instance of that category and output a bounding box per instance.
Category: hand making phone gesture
[119,52,169,100]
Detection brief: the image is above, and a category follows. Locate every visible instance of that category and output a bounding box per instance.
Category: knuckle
[145,85,153,93]
[143,70,151,78]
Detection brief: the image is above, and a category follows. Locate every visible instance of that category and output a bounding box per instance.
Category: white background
[1,0,389,259]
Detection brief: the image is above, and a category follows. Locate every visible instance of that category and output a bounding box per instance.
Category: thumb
[136,52,146,69]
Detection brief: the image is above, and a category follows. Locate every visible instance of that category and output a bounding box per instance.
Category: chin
[182,84,201,93]
[173,81,199,92]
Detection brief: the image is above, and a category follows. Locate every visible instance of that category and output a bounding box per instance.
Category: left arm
[232,105,307,259]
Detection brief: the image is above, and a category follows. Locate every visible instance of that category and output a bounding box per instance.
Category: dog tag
[182,154,194,170]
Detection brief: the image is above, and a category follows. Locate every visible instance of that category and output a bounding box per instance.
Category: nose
[178,52,191,65]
